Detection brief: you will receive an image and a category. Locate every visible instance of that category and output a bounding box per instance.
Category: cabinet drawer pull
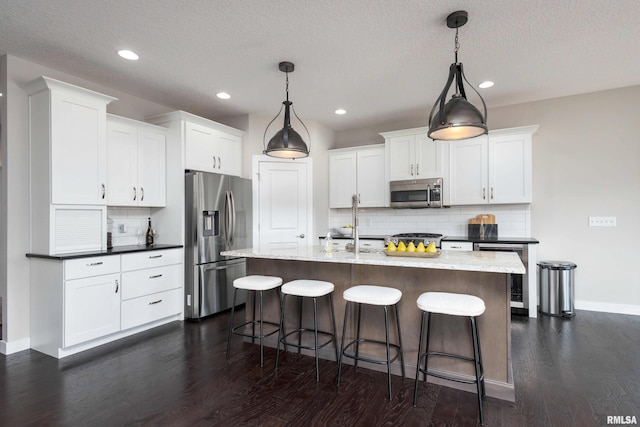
[149,299,163,305]
[149,254,163,259]
[87,261,104,266]
[149,274,163,279]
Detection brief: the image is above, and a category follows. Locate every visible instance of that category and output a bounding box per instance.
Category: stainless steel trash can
[538,261,577,317]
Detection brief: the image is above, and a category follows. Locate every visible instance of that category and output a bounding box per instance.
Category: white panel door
[257,160,310,249]
[449,135,488,205]
[489,133,532,204]
[107,119,138,206]
[137,129,166,207]
[329,151,357,208]
[357,147,387,207]
[388,135,416,180]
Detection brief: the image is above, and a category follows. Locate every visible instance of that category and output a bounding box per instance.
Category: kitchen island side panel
[246,257,513,401]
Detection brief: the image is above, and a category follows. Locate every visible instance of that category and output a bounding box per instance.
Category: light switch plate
[589,217,616,227]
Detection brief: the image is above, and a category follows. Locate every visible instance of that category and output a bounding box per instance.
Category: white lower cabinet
[120,249,183,330]
[64,272,121,347]
[29,248,183,359]
[441,241,474,251]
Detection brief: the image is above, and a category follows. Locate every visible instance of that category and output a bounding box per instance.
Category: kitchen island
[222,246,524,402]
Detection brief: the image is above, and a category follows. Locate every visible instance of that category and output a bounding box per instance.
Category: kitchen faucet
[351,194,359,255]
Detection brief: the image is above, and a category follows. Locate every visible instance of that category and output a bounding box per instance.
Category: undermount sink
[344,243,384,254]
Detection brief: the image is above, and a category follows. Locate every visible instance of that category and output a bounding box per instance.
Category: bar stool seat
[413,291,486,424]
[275,279,339,381]
[417,292,485,317]
[337,285,405,400]
[226,275,283,367]
[343,285,402,306]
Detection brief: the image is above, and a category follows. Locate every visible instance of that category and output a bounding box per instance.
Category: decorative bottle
[145,217,154,246]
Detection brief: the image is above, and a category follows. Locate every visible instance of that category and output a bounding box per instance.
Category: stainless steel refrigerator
[184,170,252,319]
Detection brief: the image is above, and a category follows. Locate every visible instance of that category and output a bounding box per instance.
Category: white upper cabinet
[107,115,166,207]
[449,125,538,205]
[147,110,243,177]
[381,127,445,181]
[329,145,387,208]
[25,76,117,205]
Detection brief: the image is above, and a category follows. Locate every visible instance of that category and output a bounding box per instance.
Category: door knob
[297,234,305,238]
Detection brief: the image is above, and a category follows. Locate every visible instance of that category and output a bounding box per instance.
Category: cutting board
[469,214,496,224]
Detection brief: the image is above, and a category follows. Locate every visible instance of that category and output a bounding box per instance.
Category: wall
[335,85,640,314]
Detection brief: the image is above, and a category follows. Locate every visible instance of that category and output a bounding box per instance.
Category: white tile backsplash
[329,204,531,238]
[107,207,153,247]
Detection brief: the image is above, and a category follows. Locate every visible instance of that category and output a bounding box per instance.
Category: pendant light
[428,11,488,141]
[263,61,310,159]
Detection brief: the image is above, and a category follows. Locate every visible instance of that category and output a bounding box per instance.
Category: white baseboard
[575,300,640,316]
[0,337,31,355]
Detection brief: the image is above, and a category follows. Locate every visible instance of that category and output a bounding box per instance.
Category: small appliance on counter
[468,214,498,239]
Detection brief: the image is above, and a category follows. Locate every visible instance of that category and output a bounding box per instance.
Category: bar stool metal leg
[395,303,406,378]
[413,310,427,406]
[329,294,339,363]
[226,288,239,359]
[384,305,392,400]
[354,303,362,369]
[275,291,287,371]
[471,316,485,424]
[297,296,303,354]
[337,301,350,386]
[259,290,265,367]
[313,297,320,381]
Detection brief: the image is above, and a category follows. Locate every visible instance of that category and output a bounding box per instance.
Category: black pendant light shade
[428,11,488,141]
[264,62,310,159]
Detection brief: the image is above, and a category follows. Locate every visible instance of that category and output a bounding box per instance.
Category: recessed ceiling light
[479,81,494,89]
[117,50,139,61]
[335,109,347,115]
[216,92,231,99]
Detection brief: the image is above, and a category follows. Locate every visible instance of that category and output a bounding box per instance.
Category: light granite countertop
[222,246,525,274]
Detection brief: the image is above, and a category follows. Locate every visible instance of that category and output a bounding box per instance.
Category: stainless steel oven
[474,242,528,315]
[390,178,443,208]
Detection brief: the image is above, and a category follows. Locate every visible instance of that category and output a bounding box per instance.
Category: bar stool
[275,279,339,381]
[337,285,405,400]
[413,292,486,425]
[226,275,283,367]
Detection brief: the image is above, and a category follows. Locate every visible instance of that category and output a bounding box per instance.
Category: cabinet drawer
[441,241,474,251]
[121,288,182,330]
[121,264,182,300]
[65,255,120,280]
[121,248,182,272]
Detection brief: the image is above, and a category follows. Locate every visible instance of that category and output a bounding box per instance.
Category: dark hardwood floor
[1,309,639,426]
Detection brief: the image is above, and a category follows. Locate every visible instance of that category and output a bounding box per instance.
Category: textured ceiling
[2,0,640,131]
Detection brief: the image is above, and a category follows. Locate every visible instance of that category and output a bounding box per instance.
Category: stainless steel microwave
[390,178,443,208]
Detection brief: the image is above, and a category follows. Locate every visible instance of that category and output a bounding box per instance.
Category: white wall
[335,85,640,314]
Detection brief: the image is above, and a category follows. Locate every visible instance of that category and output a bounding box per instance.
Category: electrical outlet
[589,217,616,227]
[118,224,126,233]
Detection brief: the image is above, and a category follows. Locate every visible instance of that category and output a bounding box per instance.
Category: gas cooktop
[392,233,443,238]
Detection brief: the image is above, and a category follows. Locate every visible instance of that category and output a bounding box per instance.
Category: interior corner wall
[487,86,640,311]
[1,55,8,344]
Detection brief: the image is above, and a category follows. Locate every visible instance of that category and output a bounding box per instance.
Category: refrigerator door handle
[229,190,237,247]
[224,191,231,247]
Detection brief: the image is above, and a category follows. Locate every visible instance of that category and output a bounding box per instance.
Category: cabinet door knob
[133,187,137,201]
[297,234,305,239]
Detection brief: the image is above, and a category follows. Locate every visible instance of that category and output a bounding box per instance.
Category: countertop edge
[26,244,184,260]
